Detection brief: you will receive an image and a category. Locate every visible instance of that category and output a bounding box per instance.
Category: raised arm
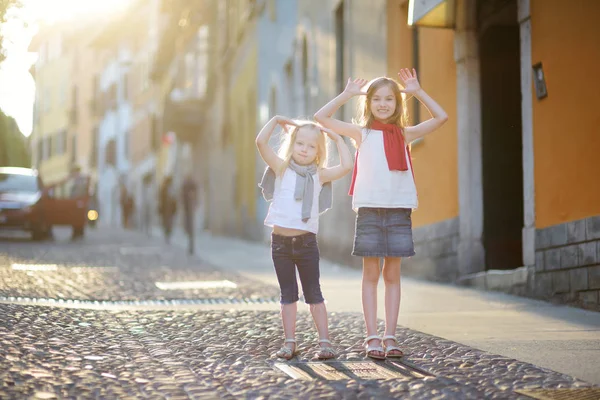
[319,128,354,183]
[255,115,296,171]
[314,78,367,144]
[398,68,448,143]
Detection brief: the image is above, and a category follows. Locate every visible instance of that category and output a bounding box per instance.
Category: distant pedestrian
[181,174,198,255]
[120,183,131,229]
[158,176,177,244]
[256,115,353,360]
[314,69,448,359]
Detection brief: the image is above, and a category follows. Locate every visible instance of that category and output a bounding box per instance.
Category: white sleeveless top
[352,128,418,211]
[264,168,322,234]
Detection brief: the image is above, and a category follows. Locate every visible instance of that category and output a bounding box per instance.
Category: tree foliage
[0,0,20,64]
[0,108,30,167]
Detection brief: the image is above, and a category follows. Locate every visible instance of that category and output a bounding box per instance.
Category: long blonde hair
[354,77,409,135]
[277,121,328,176]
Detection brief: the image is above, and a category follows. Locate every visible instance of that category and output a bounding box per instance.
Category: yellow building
[394,0,600,309]
[30,25,74,187]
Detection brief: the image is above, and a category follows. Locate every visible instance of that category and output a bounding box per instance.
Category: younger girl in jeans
[256,115,352,360]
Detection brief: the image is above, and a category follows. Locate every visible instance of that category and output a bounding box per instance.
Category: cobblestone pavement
[0,227,597,399]
[0,305,594,400]
[0,228,279,303]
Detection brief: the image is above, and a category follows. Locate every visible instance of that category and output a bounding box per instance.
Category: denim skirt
[352,207,416,258]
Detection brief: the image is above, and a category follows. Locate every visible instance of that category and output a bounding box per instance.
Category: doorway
[478,0,524,270]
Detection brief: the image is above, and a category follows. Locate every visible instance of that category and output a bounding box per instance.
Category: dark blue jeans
[271,232,324,305]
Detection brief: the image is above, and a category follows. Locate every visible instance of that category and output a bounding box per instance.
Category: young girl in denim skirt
[315,69,448,359]
[256,115,353,360]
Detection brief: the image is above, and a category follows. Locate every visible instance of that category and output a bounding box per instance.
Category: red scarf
[349,120,413,195]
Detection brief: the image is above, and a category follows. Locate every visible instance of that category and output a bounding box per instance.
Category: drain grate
[515,388,600,400]
[0,296,279,307]
[275,360,433,381]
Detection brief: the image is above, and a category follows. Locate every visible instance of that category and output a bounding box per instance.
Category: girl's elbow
[440,114,449,124]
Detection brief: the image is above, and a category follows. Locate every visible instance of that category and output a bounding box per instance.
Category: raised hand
[397,68,421,94]
[275,115,298,133]
[343,78,369,96]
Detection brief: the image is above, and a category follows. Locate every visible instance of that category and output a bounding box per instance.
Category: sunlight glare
[22,0,133,24]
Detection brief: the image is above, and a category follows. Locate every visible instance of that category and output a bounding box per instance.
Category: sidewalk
[157,226,600,385]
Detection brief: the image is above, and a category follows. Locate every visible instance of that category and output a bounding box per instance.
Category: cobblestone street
[0,228,598,399]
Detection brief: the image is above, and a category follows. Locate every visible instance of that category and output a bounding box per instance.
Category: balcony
[68,107,78,125]
[162,95,205,143]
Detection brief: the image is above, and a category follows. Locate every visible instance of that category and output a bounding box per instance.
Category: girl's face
[370,84,397,122]
[292,126,319,165]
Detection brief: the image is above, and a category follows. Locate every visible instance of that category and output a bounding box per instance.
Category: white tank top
[352,128,418,211]
[264,168,322,234]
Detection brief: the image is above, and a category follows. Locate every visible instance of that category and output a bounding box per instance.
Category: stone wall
[533,215,600,310]
[404,217,460,282]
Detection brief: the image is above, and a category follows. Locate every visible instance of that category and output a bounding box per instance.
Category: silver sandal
[316,339,336,360]
[382,335,404,358]
[276,338,298,360]
[364,335,385,360]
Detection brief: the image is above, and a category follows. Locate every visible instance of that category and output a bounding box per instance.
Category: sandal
[382,335,404,358]
[276,338,298,360]
[316,339,336,360]
[364,335,385,360]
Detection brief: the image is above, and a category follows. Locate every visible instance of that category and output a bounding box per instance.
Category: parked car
[0,167,90,240]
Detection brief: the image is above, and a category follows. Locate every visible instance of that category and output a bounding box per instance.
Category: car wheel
[31,222,50,241]
[72,226,85,239]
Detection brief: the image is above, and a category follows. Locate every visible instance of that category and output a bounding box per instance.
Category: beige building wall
[31,29,73,186]
[70,38,102,181]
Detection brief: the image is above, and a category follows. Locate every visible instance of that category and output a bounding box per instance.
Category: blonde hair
[354,77,409,135]
[277,121,328,176]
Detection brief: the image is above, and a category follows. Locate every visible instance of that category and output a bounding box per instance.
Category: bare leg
[309,302,329,342]
[309,302,334,358]
[362,257,384,357]
[382,257,402,355]
[281,302,297,351]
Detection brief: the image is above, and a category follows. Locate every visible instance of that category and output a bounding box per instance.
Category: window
[36,140,43,164]
[45,136,52,160]
[268,0,276,21]
[54,130,67,156]
[123,130,130,161]
[71,135,77,163]
[301,37,309,114]
[195,26,209,98]
[335,1,346,119]
[284,61,294,113]
[122,73,129,101]
[90,127,98,168]
[269,87,277,119]
[0,174,39,193]
[335,1,345,95]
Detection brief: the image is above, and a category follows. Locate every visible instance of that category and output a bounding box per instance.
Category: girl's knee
[382,269,401,285]
[363,266,381,283]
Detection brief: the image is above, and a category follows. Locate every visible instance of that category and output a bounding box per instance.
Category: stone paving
[0,227,598,399]
[0,304,594,400]
[0,229,279,302]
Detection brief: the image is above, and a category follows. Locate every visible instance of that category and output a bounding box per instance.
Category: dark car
[0,167,90,240]
[0,167,50,240]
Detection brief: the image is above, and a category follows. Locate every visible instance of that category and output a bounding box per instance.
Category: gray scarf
[259,160,332,222]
